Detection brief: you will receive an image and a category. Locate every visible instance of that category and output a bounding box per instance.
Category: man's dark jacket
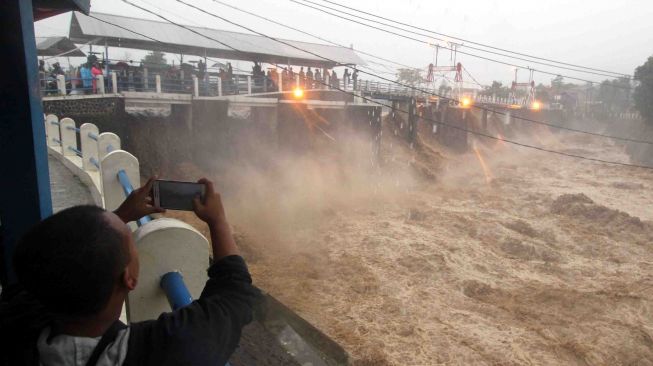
[0,255,260,365]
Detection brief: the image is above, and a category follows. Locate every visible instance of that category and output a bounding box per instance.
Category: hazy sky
[35,0,653,87]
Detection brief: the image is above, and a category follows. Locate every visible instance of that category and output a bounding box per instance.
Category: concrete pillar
[59,118,77,157]
[96,75,105,95]
[278,72,283,92]
[482,109,488,131]
[295,74,300,88]
[46,114,61,152]
[111,71,118,94]
[217,78,223,96]
[192,75,199,97]
[325,74,330,90]
[155,74,162,94]
[101,150,139,212]
[80,123,100,171]
[127,218,209,322]
[143,67,149,90]
[56,74,66,95]
[98,132,121,160]
[247,75,252,95]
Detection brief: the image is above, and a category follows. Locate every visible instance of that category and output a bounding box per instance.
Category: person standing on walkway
[91,62,103,94]
[314,68,321,89]
[80,62,92,94]
[331,69,338,89]
[306,67,314,89]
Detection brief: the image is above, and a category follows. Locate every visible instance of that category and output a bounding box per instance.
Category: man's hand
[193,178,238,260]
[192,178,227,226]
[114,176,165,223]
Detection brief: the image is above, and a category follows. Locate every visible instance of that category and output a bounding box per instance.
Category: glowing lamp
[461,97,472,108]
[293,87,304,98]
[531,101,541,110]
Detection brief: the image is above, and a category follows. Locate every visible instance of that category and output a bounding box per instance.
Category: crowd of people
[38,54,361,96]
[264,65,359,91]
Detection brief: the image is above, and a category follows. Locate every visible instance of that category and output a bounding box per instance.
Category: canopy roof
[36,36,86,57]
[69,12,366,68]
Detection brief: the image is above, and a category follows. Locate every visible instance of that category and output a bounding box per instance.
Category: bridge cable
[307,0,632,78]
[288,0,635,89]
[115,0,653,170]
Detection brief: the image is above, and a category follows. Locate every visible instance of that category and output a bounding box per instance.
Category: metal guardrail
[160,271,193,310]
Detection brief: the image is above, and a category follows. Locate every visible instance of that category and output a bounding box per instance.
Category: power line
[117,0,653,170]
[314,0,632,78]
[208,0,419,72]
[289,0,635,90]
[173,0,653,146]
[296,0,623,79]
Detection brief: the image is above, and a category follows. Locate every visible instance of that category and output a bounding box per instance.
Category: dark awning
[69,12,366,69]
[33,0,90,21]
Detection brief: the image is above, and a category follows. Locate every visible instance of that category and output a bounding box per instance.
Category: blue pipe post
[160,272,193,310]
[0,0,53,284]
[117,169,152,226]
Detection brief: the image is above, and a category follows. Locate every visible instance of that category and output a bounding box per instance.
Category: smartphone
[152,179,205,211]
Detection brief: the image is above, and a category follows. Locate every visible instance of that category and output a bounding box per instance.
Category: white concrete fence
[44,114,209,322]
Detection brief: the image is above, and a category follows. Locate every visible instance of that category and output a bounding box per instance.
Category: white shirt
[37,326,130,366]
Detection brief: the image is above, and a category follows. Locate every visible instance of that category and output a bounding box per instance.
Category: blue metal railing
[53,138,61,145]
[89,157,100,169]
[50,121,60,126]
[88,132,98,141]
[117,169,152,226]
[160,272,193,310]
[67,146,82,158]
[66,126,81,132]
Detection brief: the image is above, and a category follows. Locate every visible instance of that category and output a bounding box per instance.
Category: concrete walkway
[48,155,95,212]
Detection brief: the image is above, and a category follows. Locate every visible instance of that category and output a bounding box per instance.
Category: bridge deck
[48,155,94,212]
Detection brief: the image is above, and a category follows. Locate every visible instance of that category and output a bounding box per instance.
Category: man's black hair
[13,205,129,317]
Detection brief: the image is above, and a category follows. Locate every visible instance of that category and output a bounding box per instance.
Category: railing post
[96,75,105,95]
[247,75,252,95]
[80,123,100,171]
[295,74,300,88]
[59,118,78,157]
[217,77,223,96]
[325,74,330,90]
[155,74,162,94]
[46,115,61,152]
[127,218,209,322]
[143,67,149,91]
[278,72,283,92]
[111,71,118,94]
[98,132,121,160]
[192,75,199,97]
[100,150,139,212]
[56,74,66,95]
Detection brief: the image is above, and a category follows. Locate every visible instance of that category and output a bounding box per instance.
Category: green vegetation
[140,50,167,68]
[634,56,653,123]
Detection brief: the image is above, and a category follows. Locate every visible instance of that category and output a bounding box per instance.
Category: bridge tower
[426,42,464,102]
[509,68,536,106]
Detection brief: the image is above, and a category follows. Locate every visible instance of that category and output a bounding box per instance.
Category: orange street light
[531,101,541,110]
[293,87,304,98]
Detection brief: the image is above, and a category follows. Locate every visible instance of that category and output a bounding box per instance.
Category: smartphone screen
[154,180,205,211]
